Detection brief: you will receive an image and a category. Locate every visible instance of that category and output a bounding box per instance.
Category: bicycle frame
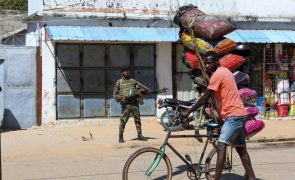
[146,127,217,177]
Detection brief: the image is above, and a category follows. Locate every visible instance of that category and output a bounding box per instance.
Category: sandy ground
[2,117,295,161]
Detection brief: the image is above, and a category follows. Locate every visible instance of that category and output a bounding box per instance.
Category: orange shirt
[207,67,247,121]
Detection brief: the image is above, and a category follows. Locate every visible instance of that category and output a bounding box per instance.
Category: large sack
[173,4,202,26]
[179,8,205,30]
[181,49,203,69]
[239,88,257,104]
[181,32,236,55]
[192,15,236,39]
[213,37,237,55]
[233,71,250,86]
[245,119,265,138]
[181,32,213,54]
[219,54,245,71]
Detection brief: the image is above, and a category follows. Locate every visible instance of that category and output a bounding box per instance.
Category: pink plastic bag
[245,119,265,138]
[233,71,250,86]
[239,88,257,104]
[246,106,259,119]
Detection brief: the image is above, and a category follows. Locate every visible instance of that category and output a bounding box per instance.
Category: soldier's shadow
[129,137,157,141]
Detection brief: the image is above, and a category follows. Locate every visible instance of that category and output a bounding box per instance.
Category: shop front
[43,26,177,120]
[225,30,295,118]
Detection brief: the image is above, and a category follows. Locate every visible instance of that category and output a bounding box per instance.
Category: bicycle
[122,117,245,180]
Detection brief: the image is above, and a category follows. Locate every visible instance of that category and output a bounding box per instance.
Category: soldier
[113,67,147,143]
[193,82,205,143]
[189,69,207,143]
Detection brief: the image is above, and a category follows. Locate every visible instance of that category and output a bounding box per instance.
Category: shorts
[218,115,248,147]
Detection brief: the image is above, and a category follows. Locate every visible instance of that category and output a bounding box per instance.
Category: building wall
[29,0,295,21]
[0,10,27,44]
[156,43,173,118]
[41,27,56,123]
[40,36,173,122]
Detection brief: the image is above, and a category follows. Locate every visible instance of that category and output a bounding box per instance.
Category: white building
[25,0,295,124]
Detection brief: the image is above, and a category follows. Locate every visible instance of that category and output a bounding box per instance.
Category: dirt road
[2,118,295,179]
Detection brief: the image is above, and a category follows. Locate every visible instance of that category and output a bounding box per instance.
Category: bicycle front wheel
[122,147,172,180]
[205,147,245,180]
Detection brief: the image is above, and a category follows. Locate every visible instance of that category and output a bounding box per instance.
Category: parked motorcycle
[157,98,197,131]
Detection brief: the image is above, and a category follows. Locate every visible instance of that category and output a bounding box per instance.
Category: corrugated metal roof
[225,30,295,43]
[46,26,179,42]
[47,26,295,43]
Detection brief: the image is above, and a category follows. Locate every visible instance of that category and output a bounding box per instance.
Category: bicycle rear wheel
[122,147,172,180]
[205,147,245,180]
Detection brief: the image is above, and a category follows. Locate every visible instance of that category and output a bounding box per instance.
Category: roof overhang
[46,26,179,42]
[46,26,295,43]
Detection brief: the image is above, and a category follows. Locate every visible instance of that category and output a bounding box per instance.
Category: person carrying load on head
[180,51,256,180]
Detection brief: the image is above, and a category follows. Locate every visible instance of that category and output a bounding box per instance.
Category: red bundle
[219,54,245,71]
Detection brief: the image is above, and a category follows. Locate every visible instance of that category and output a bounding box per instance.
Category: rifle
[118,87,168,103]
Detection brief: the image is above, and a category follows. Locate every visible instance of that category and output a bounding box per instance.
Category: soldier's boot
[137,133,147,141]
[195,130,203,143]
[119,133,125,143]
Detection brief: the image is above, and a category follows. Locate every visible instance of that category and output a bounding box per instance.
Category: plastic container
[278,104,289,117]
[290,92,295,104]
[257,97,266,107]
[279,93,290,104]
[277,79,289,94]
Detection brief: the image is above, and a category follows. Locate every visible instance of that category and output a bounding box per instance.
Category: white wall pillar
[41,27,56,123]
[156,43,173,118]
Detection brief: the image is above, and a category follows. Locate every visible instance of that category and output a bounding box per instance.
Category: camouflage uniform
[193,82,206,131]
[113,77,144,139]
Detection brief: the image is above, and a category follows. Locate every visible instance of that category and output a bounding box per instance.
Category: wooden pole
[190,29,221,122]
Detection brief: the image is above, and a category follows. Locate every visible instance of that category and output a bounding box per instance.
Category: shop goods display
[277,79,290,94]
[239,88,257,104]
[278,104,289,117]
[219,54,245,71]
[291,82,295,104]
[233,71,250,86]
[279,93,290,105]
[257,106,266,118]
[180,32,236,55]
[257,97,267,107]
[278,71,288,79]
[289,104,295,116]
[291,92,295,104]
[265,92,276,105]
[245,119,265,138]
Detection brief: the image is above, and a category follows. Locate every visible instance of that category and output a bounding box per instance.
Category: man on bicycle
[180,51,256,180]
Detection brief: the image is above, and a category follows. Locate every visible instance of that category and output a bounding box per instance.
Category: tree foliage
[0,0,28,11]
